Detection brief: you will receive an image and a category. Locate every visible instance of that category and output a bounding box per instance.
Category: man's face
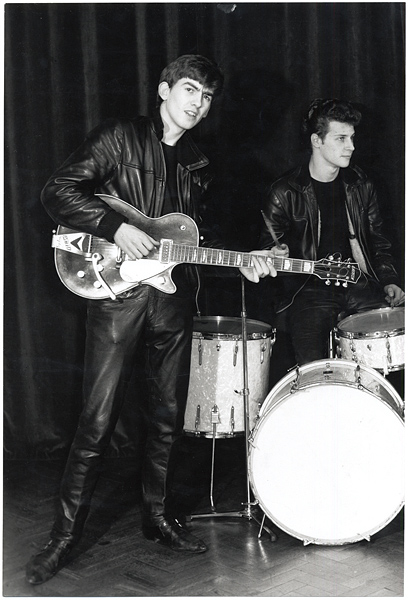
[159,77,213,134]
[316,121,355,169]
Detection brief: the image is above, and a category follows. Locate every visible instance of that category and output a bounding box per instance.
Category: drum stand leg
[190,277,277,542]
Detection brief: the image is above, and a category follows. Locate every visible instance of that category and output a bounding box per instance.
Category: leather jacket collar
[150,109,209,171]
[287,160,367,192]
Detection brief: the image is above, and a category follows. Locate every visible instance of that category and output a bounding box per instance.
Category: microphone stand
[190,276,276,541]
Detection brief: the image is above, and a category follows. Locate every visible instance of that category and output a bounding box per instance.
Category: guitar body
[54,194,199,299]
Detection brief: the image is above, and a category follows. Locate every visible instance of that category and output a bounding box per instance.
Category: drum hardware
[194,405,201,432]
[189,276,277,541]
[289,367,300,393]
[198,339,202,365]
[233,341,238,366]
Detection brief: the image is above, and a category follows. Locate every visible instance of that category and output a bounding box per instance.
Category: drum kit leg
[188,277,277,541]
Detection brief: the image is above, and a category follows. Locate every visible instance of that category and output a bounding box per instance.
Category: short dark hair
[302,98,362,145]
[158,55,224,99]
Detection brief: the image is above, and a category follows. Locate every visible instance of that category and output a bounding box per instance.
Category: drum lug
[385,336,392,375]
[230,406,235,434]
[198,339,203,366]
[233,341,239,366]
[194,405,201,435]
[260,342,266,364]
[354,364,363,388]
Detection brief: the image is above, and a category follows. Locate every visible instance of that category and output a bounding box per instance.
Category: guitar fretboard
[166,243,314,275]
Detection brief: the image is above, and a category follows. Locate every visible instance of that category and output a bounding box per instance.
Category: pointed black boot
[25,539,73,585]
[142,517,207,553]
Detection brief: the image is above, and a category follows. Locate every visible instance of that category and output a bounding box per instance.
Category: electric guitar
[51,194,362,300]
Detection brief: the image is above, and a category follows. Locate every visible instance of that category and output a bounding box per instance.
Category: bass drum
[249,359,404,545]
[184,316,275,437]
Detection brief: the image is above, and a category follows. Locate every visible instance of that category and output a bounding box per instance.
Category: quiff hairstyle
[302,98,362,148]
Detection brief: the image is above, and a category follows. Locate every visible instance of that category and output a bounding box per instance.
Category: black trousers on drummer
[288,276,388,366]
[49,284,194,545]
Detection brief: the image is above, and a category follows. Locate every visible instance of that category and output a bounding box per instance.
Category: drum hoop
[192,316,273,340]
[250,493,404,546]
[337,326,404,340]
[258,381,405,423]
[260,359,405,415]
[192,331,272,341]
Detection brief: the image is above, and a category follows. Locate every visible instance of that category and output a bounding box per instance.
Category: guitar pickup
[159,239,173,264]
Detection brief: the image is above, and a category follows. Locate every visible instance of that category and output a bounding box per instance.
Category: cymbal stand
[191,276,277,541]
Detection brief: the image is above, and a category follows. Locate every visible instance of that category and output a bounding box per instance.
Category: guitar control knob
[93,281,102,289]
[77,270,85,278]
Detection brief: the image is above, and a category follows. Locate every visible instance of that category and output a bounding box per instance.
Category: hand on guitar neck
[239,243,289,283]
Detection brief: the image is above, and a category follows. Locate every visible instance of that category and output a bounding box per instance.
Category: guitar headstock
[314,256,362,286]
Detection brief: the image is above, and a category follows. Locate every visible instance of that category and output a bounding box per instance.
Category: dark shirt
[312,176,352,261]
[161,142,179,215]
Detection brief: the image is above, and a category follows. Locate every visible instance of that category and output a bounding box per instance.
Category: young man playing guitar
[26,55,278,586]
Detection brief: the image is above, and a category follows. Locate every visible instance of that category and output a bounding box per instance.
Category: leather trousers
[288,276,387,366]
[51,284,194,544]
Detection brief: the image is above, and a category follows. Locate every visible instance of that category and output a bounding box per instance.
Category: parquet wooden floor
[3,445,404,597]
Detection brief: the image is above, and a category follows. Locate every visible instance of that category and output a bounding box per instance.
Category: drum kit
[183,283,405,546]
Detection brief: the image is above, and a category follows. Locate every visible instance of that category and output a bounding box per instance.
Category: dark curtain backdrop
[5,3,405,458]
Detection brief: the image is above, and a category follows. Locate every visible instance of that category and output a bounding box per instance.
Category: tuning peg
[335,281,340,286]
[325,280,331,286]
[342,282,348,288]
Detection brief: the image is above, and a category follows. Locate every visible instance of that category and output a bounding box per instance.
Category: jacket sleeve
[259,183,291,250]
[41,119,127,241]
[362,180,399,286]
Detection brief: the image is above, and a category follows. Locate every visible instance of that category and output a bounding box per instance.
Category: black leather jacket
[41,113,216,245]
[260,162,399,311]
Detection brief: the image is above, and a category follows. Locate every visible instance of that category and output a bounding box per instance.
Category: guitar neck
[166,243,314,275]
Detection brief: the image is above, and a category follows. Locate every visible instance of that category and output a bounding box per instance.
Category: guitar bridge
[159,239,173,264]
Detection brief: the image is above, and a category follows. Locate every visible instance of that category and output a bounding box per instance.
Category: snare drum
[249,359,404,545]
[336,307,405,374]
[184,316,275,437]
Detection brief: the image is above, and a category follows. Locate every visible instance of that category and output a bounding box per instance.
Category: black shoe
[142,518,207,553]
[25,539,73,585]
